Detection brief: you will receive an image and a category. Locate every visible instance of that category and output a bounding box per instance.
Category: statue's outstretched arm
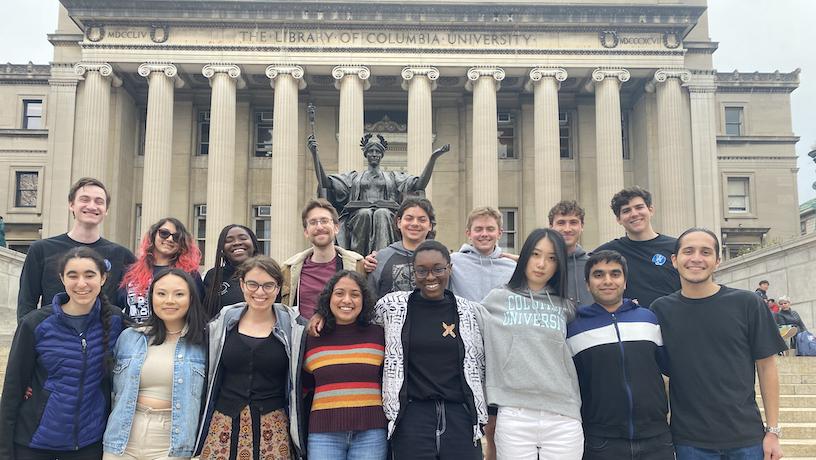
[416,143,450,190]
[307,134,330,189]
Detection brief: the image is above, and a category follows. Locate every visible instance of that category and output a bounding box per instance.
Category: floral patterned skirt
[200,406,291,460]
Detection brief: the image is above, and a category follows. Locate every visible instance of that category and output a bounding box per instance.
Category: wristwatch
[765,425,782,438]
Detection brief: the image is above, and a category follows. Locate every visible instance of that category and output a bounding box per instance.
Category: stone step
[780,374,816,384]
[760,395,816,408]
[776,357,816,374]
[758,383,816,395]
[780,422,816,439]
[762,408,816,422]
[782,439,816,457]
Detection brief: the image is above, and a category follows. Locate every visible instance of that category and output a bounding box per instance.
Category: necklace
[167,328,183,335]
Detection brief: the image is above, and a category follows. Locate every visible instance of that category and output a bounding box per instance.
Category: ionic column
[526,67,568,226]
[402,66,439,199]
[593,67,630,243]
[138,63,184,234]
[687,72,722,238]
[332,66,370,172]
[466,66,504,209]
[651,68,693,236]
[202,64,244,267]
[266,65,306,262]
[73,62,122,181]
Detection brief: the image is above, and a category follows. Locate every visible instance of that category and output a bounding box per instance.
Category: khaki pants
[103,403,189,460]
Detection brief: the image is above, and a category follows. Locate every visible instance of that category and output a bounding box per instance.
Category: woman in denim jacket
[103,268,207,459]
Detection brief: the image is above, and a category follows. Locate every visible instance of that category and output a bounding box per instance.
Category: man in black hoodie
[549,201,592,307]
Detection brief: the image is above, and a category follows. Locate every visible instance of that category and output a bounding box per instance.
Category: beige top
[138,336,177,402]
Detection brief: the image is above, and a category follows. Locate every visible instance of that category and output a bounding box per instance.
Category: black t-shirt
[216,328,289,416]
[17,233,136,322]
[204,264,244,313]
[406,293,465,402]
[652,286,787,450]
[596,234,680,308]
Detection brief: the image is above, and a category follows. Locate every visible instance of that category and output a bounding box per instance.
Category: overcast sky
[2,0,814,205]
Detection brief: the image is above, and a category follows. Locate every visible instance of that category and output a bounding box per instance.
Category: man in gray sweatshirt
[447,206,516,460]
[549,200,593,307]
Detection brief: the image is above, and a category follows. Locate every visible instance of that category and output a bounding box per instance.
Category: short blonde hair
[466,207,503,230]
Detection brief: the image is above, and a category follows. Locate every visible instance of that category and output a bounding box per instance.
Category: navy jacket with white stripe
[566,299,670,440]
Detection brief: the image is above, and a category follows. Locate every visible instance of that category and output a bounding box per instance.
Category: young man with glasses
[17,177,136,322]
[281,199,365,319]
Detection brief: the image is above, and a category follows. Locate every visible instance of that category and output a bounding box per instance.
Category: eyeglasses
[243,280,279,293]
[157,228,180,241]
[307,218,334,227]
[415,266,449,279]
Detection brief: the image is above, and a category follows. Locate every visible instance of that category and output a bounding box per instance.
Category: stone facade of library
[0,0,801,265]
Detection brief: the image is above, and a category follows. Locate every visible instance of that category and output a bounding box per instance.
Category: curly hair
[120,217,201,296]
[315,270,375,334]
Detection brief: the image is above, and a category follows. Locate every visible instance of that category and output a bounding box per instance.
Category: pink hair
[119,230,202,295]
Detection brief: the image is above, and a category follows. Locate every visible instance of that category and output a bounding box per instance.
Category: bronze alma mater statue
[307,132,449,255]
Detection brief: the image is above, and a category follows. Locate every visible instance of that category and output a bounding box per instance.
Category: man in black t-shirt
[652,228,785,460]
[17,178,135,322]
[595,186,680,307]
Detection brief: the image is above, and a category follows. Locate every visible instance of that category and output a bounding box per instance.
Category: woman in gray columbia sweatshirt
[475,228,584,459]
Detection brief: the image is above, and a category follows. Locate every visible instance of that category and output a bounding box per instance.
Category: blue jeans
[307,428,388,460]
[675,443,764,460]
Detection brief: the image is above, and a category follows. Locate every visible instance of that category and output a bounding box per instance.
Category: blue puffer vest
[23,294,123,451]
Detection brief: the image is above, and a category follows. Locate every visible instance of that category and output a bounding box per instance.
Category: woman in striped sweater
[290,270,387,460]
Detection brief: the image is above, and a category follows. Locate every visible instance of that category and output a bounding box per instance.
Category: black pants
[583,432,674,460]
[391,400,482,460]
[15,441,102,460]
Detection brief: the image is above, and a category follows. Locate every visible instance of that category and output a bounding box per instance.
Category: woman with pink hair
[117,217,204,323]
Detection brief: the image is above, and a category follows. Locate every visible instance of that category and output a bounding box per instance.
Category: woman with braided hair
[307,132,449,255]
[0,246,125,460]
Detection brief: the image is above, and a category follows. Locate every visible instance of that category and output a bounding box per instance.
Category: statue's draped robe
[326,169,421,255]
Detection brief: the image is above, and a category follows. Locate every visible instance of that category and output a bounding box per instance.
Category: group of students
[0,176,787,460]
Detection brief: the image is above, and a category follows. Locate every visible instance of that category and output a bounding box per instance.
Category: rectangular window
[14,171,38,208]
[559,111,572,159]
[497,112,516,159]
[197,111,210,155]
[195,204,207,260]
[23,100,43,129]
[498,207,517,251]
[255,111,274,157]
[727,177,750,213]
[621,112,631,159]
[134,204,142,250]
[254,205,272,256]
[725,107,743,136]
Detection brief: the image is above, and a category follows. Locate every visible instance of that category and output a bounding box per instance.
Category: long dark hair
[507,228,568,299]
[58,246,115,371]
[145,268,206,346]
[204,224,261,318]
[315,270,375,334]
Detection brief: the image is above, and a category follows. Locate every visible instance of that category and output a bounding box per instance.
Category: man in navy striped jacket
[566,250,673,460]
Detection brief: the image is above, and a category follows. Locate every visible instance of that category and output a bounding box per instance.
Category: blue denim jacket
[103,327,206,457]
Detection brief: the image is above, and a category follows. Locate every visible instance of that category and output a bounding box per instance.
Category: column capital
[74,62,122,87]
[202,63,245,89]
[265,64,306,90]
[591,67,631,83]
[644,68,692,93]
[465,66,504,92]
[401,66,439,91]
[332,65,371,90]
[525,67,568,92]
[138,62,184,88]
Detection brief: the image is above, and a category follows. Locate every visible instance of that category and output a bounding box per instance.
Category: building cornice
[715,69,800,93]
[716,136,800,145]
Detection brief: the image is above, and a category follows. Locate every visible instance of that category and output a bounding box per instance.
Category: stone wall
[0,247,24,309]
[716,232,816,330]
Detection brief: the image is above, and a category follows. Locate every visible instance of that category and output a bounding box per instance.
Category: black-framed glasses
[157,228,180,241]
[415,266,449,279]
[243,280,279,293]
